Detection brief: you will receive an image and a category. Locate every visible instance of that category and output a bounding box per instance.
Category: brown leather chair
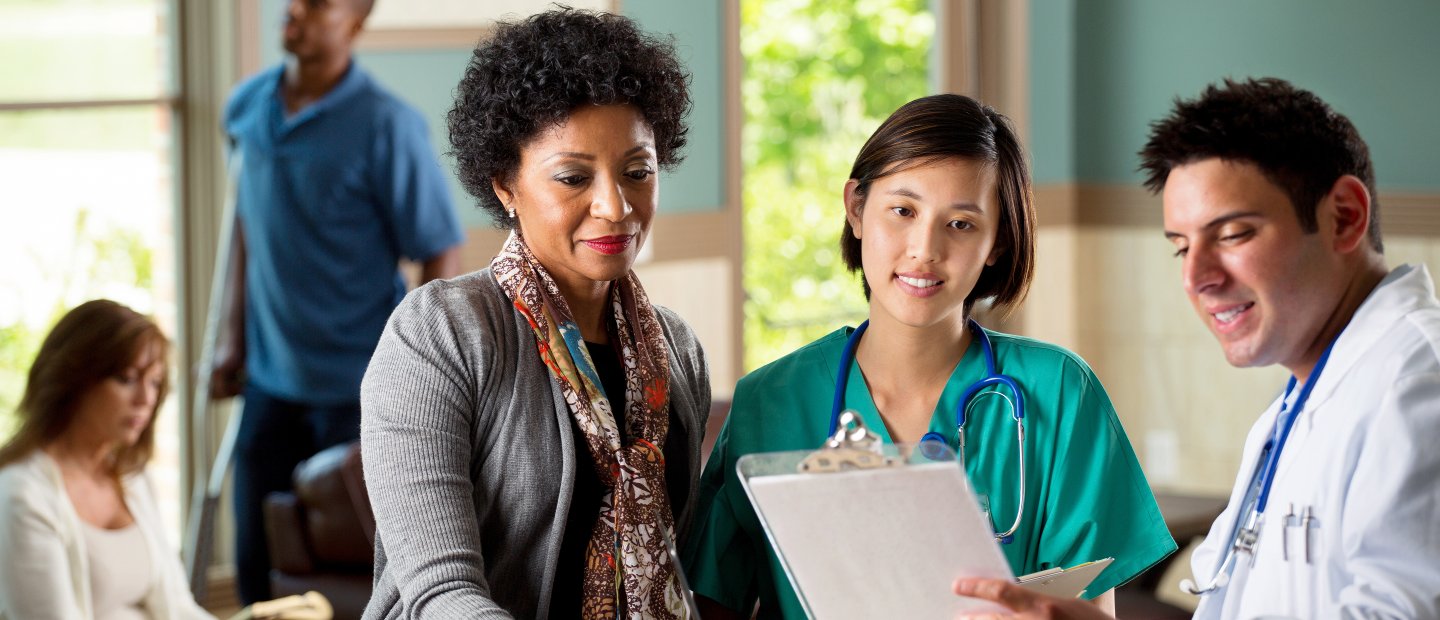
[263,442,374,620]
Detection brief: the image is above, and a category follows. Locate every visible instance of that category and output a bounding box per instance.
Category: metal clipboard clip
[798,410,902,473]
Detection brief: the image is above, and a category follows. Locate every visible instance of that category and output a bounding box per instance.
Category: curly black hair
[1139,77,1381,252]
[448,8,692,227]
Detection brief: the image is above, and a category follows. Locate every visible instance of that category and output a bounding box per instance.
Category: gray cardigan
[359,268,711,619]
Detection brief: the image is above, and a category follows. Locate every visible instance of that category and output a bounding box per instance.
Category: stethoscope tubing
[830,318,1027,543]
[1184,335,1341,596]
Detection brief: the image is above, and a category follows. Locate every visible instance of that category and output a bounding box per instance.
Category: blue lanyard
[1253,336,1340,515]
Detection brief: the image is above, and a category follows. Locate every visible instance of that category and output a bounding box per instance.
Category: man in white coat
[951,78,1440,619]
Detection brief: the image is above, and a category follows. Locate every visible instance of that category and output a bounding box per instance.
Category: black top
[549,340,691,615]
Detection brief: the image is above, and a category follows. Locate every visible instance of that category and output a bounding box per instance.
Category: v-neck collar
[1294,263,1432,413]
[1268,263,1434,485]
[837,325,988,445]
[269,60,364,136]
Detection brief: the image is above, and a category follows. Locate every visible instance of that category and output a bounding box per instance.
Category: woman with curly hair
[360,8,708,619]
[0,300,213,619]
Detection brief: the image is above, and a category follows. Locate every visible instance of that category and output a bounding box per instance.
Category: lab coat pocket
[1287,511,1323,619]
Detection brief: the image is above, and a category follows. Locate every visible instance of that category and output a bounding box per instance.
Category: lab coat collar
[1288,263,1436,416]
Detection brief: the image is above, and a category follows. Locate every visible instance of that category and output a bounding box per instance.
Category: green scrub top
[682,326,1177,618]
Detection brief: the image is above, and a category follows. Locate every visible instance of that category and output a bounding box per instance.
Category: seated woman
[684,94,1176,617]
[0,299,213,619]
[360,8,710,619]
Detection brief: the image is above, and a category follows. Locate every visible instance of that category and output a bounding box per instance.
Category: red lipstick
[582,235,633,255]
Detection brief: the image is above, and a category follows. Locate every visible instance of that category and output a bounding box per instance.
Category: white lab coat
[1191,263,1440,620]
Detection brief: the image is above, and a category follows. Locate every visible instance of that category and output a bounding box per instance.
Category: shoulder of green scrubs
[977,330,1177,597]
[682,327,1175,618]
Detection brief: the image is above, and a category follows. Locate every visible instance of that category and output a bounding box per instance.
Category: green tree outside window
[742,0,935,370]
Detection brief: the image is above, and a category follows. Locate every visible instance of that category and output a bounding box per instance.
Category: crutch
[183,152,244,601]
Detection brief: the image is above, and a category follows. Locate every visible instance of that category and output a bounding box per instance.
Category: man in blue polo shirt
[211,0,464,604]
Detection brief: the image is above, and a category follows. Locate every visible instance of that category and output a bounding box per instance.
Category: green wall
[1027,0,1077,185]
[254,0,726,227]
[624,0,727,215]
[1030,0,1440,191]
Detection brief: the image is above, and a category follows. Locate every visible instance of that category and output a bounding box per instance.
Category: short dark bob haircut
[1139,77,1382,252]
[448,8,692,227]
[841,94,1035,318]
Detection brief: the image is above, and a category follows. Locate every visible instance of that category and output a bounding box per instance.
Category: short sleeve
[372,104,464,262]
[682,413,761,613]
[1038,359,1177,597]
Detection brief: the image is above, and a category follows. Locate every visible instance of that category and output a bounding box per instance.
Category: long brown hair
[0,299,170,477]
[841,94,1036,318]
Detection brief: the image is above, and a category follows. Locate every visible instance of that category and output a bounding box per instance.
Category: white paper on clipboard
[737,412,1111,618]
[738,440,1014,618]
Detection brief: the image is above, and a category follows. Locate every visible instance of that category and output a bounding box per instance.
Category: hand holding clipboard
[738,412,1111,618]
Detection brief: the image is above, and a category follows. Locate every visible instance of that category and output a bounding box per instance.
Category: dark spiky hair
[1139,77,1381,252]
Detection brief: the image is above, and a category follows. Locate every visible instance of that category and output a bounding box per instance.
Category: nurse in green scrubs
[683,94,1176,618]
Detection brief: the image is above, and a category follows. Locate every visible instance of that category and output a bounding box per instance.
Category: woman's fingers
[954,577,1035,611]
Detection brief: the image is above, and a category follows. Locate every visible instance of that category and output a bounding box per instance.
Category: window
[0,0,183,541]
[741,0,935,369]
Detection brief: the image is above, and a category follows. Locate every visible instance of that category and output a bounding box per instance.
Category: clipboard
[737,411,1109,618]
[1017,557,1113,598]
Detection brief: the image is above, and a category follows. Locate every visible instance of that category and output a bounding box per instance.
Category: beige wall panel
[458,226,508,271]
[1021,227,1080,352]
[633,258,737,399]
[1075,226,1288,496]
[1386,235,1440,270]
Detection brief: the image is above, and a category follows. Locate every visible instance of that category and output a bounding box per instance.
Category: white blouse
[82,521,152,620]
[0,451,214,620]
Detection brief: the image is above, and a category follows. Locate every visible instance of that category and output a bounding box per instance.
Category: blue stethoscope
[830,318,1027,543]
[1181,335,1340,596]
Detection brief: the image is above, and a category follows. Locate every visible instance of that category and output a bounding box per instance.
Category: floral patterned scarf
[492,231,688,619]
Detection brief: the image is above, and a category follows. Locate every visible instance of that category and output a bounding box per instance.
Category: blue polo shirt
[225,62,463,405]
